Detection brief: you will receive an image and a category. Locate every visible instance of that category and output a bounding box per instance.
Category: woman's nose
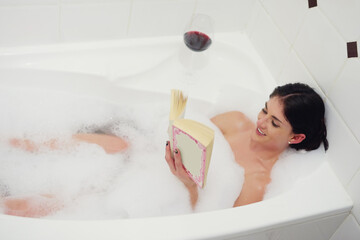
[257,116,268,128]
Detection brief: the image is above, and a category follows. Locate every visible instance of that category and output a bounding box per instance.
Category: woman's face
[251,96,295,150]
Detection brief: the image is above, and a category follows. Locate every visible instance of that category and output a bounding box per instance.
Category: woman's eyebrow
[272,115,283,124]
[265,102,284,124]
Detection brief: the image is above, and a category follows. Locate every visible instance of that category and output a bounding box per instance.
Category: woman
[165,83,328,208]
[2,83,328,217]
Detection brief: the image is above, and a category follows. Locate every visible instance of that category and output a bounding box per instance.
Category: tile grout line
[353,213,360,227]
[287,9,326,94]
[346,164,360,189]
[317,5,355,43]
[256,0,293,82]
[276,5,308,85]
[192,0,198,15]
[315,7,355,95]
[243,0,261,39]
[316,6,360,147]
[58,0,62,42]
[126,0,134,37]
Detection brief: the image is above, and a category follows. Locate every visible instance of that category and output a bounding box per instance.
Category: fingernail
[174,149,178,154]
[166,141,169,146]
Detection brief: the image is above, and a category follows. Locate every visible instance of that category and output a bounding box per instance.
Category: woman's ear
[289,134,306,144]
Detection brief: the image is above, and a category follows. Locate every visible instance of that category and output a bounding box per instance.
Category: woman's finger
[165,141,176,173]
[173,148,195,185]
[174,148,188,177]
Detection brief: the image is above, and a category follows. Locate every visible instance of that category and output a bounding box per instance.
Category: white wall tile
[277,50,324,97]
[196,0,255,32]
[272,214,348,240]
[62,0,129,3]
[317,214,349,240]
[0,5,60,46]
[325,100,360,187]
[0,0,57,5]
[60,1,131,41]
[226,232,268,240]
[327,59,360,142]
[263,214,347,240]
[348,169,360,223]
[330,214,360,240]
[319,0,360,41]
[260,0,308,45]
[249,3,291,80]
[277,219,328,240]
[293,8,347,95]
[245,0,262,38]
[128,0,195,38]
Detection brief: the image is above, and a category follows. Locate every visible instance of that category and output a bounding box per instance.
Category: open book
[168,90,214,188]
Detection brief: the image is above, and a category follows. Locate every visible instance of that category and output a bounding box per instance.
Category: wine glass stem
[185,52,197,89]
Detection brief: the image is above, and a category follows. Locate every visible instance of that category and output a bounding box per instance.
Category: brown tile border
[308,0,317,8]
[347,42,358,58]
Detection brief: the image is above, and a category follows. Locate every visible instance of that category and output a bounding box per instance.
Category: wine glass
[183,14,214,52]
[179,14,214,94]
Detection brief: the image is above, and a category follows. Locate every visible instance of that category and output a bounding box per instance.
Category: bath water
[0,85,325,219]
[0,87,243,219]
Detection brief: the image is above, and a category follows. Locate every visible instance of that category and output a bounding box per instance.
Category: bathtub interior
[0,33,275,101]
[0,32,353,238]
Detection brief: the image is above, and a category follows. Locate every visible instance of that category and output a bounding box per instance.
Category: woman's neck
[249,139,285,170]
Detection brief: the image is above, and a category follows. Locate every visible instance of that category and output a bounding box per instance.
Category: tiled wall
[0,0,359,239]
[0,0,254,46]
[246,0,360,239]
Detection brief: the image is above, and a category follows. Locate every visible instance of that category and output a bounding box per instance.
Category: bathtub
[0,32,353,240]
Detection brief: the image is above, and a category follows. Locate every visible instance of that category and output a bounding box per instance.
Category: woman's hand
[165,141,196,188]
[165,141,198,208]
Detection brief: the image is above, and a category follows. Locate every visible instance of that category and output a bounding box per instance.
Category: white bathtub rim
[0,162,352,240]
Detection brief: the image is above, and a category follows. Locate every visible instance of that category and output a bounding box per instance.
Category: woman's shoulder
[226,111,249,119]
[212,110,248,120]
[211,111,254,135]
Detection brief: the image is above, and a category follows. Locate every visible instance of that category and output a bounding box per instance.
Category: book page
[172,126,206,188]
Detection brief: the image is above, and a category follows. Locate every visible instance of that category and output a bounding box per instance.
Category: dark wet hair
[270,83,329,151]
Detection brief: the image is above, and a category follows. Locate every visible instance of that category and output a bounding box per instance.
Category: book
[168,89,214,188]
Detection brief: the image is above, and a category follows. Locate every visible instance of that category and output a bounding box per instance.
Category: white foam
[264,147,326,199]
[1,86,232,219]
[0,86,325,219]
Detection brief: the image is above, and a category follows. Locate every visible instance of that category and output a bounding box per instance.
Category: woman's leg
[1,194,63,218]
[9,138,58,153]
[9,133,128,154]
[72,133,128,154]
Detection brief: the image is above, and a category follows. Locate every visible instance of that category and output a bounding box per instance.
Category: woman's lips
[256,127,266,136]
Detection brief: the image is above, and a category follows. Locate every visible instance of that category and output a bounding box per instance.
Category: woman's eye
[272,121,280,128]
[262,108,267,114]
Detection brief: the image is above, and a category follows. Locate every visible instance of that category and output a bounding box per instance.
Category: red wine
[184,31,212,52]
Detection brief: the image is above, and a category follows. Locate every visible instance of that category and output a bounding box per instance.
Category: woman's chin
[250,133,266,144]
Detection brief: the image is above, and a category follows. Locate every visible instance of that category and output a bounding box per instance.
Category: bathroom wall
[0,0,254,46]
[246,0,360,239]
[0,0,359,239]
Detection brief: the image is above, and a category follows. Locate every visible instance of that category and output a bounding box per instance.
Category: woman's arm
[165,141,198,209]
